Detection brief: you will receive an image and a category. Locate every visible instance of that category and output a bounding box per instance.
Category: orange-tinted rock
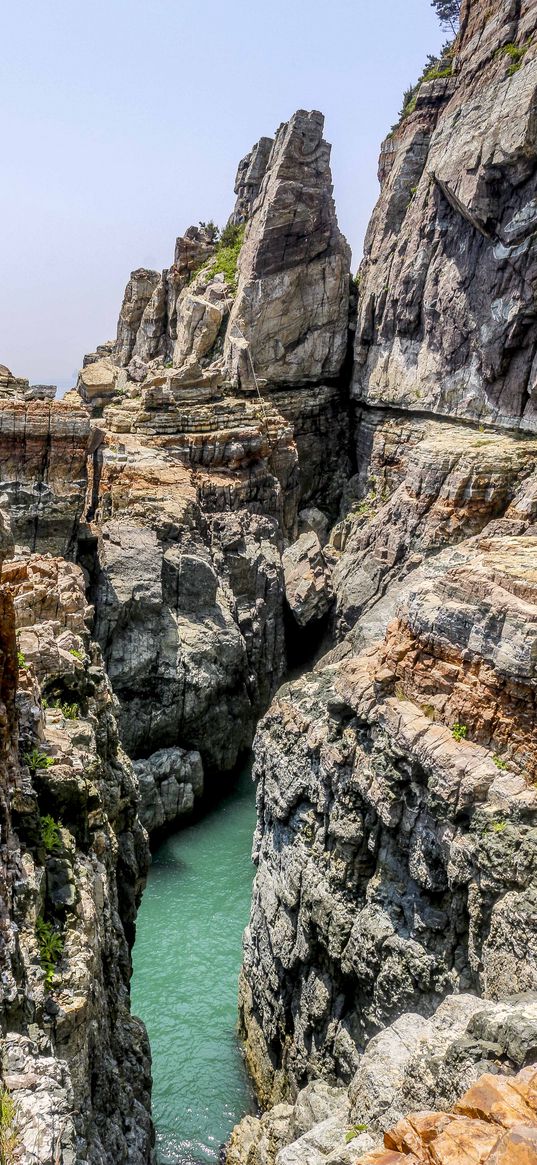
[455,1074,537,1130]
[427,1118,502,1165]
[385,1113,452,1156]
[357,1152,421,1165]
[487,1125,537,1165]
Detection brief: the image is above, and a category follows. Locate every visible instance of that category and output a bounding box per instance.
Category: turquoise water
[131,764,257,1164]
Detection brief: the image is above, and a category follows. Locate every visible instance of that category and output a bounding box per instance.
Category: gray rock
[134,746,203,833]
[283,531,333,626]
[225,110,351,390]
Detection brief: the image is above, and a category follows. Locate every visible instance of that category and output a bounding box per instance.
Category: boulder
[283,531,333,626]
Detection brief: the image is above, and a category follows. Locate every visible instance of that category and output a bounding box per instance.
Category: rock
[238,560,537,1102]
[173,291,225,367]
[355,1065,537,1165]
[134,746,204,833]
[283,531,333,626]
[353,3,537,431]
[0,397,90,555]
[298,507,330,546]
[225,110,351,390]
[0,549,153,1162]
[114,268,162,366]
[231,136,274,224]
[78,357,121,408]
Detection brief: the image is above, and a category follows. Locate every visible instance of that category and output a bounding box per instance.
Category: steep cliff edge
[0,541,152,1161]
[233,2,537,1162]
[74,109,352,823]
[354,0,537,430]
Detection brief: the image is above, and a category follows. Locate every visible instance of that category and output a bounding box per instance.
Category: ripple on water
[131,764,257,1164]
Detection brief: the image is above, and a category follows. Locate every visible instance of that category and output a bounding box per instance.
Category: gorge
[1,1,537,1163]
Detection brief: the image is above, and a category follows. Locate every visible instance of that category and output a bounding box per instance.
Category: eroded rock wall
[354,0,537,430]
[74,109,352,793]
[0,549,153,1162]
[233,3,537,1161]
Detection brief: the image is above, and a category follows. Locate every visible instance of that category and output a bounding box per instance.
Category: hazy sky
[1,0,445,389]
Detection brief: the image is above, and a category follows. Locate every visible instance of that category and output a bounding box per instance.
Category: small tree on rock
[431,0,459,34]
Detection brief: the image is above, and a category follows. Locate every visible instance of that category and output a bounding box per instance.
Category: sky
[1,0,445,390]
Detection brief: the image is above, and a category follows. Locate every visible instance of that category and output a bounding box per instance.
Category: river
[131,762,257,1164]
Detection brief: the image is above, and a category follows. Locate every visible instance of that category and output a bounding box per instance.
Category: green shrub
[489,820,507,833]
[452,723,468,742]
[40,814,62,854]
[36,917,63,990]
[17,649,27,670]
[392,40,454,131]
[207,224,246,290]
[198,219,220,242]
[345,1124,368,1144]
[422,63,453,82]
[24,748,55,774]
[496,40,530,74]
[0,1089,20,1165]
[492,755,508,770]
[69,648,84,661]
[43,697,80,720]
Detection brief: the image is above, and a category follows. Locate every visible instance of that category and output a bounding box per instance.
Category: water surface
[131,764,257,1164]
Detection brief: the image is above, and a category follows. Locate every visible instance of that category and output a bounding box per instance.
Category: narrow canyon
[1,2,537,1163]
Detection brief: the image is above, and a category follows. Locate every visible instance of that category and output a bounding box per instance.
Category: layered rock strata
[0,377,90,557]
[72,109,351,790]
[0,549,152,1162]
[353,0,537,430]
[233,5,537,1164]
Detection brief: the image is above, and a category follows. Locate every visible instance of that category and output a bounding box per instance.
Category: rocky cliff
[74,108,352,814]
[0,537,152,1162]
[232,2,537,1162]
[1,2,537,1159]
[0,109,353,1161]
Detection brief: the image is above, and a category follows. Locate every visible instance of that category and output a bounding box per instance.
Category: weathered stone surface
[232,136,274,225]
[354,1064,537,1165]
[0,551,153,1163]
[0,398,91,555]
[238,522,537,1107]
[90,455,286,767]
[114,268,162,366]
[78,356,122,408]
[226,110,351,390]
[283,531,333,627]
[353,2,537,430]
[134,746,203,833]
[331,412,537,639]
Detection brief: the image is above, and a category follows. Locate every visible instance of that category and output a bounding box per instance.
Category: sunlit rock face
[0,371,90,556]
[233,5,537,1162]
[226,109,351,392]
[0,548,153,1163]
[68,108,352,787]
[353,0,537,431]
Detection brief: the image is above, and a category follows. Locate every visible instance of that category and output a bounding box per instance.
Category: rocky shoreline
[1,0,537,1161]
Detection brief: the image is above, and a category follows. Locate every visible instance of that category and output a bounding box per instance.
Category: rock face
[355,1063,537,1165]
[283,532,333,627]
[228,995,537,1165]
[233,6,537,1164]
[134,746,203,834]
[0,381,91,556]
[71,108,351,788]
[226,110,351,391]
[353,0,537,430]
[0,550,153,1163]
